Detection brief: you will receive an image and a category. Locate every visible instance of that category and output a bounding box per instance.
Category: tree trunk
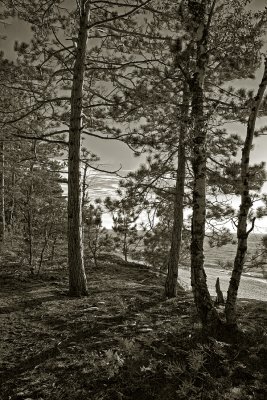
[225,59,267,325]
[25,142,35,274]
[190,0,220,327]
[0,139,5,244]
[50,236,57,263]
[165,84,189,298]
[81,162,89,212]
[38,222,53,274]
[81,162,88,242]
[26,206,34,273]
[215,278,224,305]
[8,170,16,237]
[68,1,90,296]
[38,227,48,275]
[123,228,128,262]
[92,251,98,269]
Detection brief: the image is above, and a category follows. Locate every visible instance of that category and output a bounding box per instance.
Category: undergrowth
[0,258,266,400]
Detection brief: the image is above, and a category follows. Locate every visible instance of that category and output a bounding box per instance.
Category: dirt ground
[0,258,266,400]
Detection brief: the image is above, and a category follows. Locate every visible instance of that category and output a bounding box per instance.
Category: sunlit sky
[1,0,267,231]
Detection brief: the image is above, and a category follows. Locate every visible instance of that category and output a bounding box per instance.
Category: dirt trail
[178,267,267,301]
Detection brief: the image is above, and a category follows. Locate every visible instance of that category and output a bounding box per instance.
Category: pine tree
[1,0,154,295]
[225,58,267,326]
[105,195,142,262]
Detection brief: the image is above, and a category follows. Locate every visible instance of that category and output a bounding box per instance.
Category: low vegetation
[0,256,266,400]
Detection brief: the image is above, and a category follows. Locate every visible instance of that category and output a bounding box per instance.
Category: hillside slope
[0,258,266,400]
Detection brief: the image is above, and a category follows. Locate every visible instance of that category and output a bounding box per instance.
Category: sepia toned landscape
[1,0,267,399]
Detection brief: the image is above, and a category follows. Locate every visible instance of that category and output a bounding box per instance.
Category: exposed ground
[0,257,266,400]
[178,267,267,301]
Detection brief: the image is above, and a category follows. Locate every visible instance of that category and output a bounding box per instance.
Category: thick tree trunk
[225,59,267,325]
[0,139,5,244]
[68,1,89,296]
[190,0,220,327]
[165,84,189,297]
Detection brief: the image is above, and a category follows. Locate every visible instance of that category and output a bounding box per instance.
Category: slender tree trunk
[123,228,128,262]
[9,170,16,237]
[26,142,35,274]
[215,278,224,305]
[88,227,99,268]
[38,222,53,274]
[50,236,57,262]
[225,59,267,326]
[81,163,88,212]
[165,84,189,298]
[68,1,90,296]
[0,139,5,244]
[38,228,48,275]
[26,206,34,273]
[81,163,88,242]
[190,0,219,327]
[92,251,98,268]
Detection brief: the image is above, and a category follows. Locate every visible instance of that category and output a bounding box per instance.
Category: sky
[1,0,267,231]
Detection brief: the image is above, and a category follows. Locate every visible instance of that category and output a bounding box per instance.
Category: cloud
[60,168,124,201]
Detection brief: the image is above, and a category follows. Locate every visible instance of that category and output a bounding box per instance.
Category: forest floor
[0,256,266,400]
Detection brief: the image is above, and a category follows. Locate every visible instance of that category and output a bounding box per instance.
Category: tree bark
[165,83,189,298]
[38,222,53,274]
[23,140,37,273]
[0,138,5,244]
[190,0,220,327]
[81,162,88,242]
[26,206,34,273]
[225,58,267,325]
[123,228,128,262]
[68,0,89,296]
[50,236,57,263]
[8,170,16,237]
[81,162,89,212]
[215,278,224,305]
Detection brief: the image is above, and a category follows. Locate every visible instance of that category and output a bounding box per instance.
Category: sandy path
[178,267,267,302]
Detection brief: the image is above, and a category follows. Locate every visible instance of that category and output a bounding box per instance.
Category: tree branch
[88,0,153,30]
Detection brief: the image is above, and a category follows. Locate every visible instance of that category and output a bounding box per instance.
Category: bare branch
[82,159,122,175]
[88,0,153,30]
[11,132,68,146]
[247,217,256,235]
